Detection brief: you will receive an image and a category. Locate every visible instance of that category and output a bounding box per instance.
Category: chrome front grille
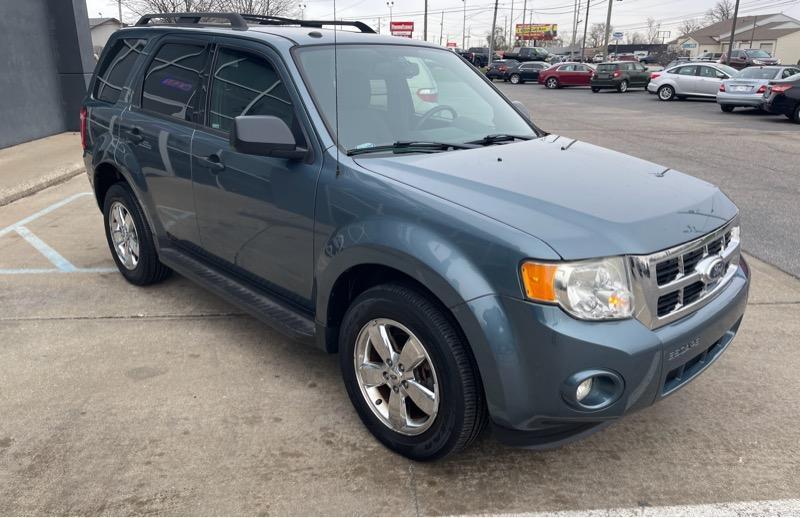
[629,220,740,329]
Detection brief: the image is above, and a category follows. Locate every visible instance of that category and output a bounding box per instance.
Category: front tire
[339,284,486,461]
[793,104,800,124]
[658,85,675,101]
[545,77,559,89]
[102,183,170,286]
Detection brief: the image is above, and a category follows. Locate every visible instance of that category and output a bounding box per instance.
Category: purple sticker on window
[160,77,193,91]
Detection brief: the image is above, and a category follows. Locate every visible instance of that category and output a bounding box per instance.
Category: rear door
[673,65,700,95]
[558,64,576,84]
[121,35,212,245]
[189,37,321,306]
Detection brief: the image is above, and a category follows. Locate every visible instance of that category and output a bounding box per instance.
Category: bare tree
[705,0,735,24]
[120,0,223,16]
[645,17,661,44]
[220,0,297,17]
[486,26,507,50]
[677,18,704,37]
[626,32,645,45]
[588,23,610,48]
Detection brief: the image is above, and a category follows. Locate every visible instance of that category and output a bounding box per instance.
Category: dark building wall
[0,0,94,148]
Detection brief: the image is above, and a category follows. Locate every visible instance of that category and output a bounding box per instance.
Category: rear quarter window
[93,38,147,103]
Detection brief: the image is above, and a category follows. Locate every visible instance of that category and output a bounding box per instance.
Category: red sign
[390,21,414,37]
[446,41,457,48]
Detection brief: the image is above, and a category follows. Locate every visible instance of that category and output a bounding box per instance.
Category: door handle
[125,126,144,144]
[199,153,225,173]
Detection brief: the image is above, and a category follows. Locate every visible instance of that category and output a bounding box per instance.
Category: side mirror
[231,115,307,160]
[512,100,531,120]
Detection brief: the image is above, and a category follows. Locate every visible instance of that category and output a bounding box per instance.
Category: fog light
[576,378,593,402]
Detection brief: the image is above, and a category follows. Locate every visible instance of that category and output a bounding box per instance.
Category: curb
[0,164,85,207]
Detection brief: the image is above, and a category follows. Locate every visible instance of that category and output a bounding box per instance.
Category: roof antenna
[333,0,341,177]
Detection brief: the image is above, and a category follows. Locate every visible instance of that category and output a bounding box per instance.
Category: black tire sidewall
[339,286,473,461]
[794,104,800,123]
[102,183,161,285]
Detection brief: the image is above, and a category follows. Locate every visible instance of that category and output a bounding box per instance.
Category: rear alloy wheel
[617,80,629,93]
[339,284,486,461]
[658,85,675,101]
[721,104,735,113]
[546,77,559,89]
[509,74,521,84]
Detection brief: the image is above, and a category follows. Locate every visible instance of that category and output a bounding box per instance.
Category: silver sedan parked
[647,63,739,101]
[717,65,800,112]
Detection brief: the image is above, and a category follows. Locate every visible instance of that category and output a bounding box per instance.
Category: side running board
[159,248,316,345]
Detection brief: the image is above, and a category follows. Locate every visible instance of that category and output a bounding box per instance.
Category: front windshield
[739,67,779,79]
[295,44,537,152]
[746,49,771,58]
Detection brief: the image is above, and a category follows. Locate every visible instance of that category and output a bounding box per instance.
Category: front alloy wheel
[354,319,439,435]
[546,77,559,89]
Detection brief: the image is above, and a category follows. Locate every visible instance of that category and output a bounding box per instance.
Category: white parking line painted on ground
[492,498,800,517]
[0,191,116,275]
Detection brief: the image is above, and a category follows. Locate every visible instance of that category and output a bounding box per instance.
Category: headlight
[752,59,764,65]
[520,257,634,320]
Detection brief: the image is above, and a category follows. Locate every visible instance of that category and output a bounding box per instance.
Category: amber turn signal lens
[520,262,557,302]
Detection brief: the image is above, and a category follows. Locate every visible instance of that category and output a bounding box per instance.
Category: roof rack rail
[240,14,375,33]
[134,12,376,34]
[134,12,248,30]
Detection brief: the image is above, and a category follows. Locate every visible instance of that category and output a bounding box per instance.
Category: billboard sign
[390,21,414,38]
[515,23,558,41]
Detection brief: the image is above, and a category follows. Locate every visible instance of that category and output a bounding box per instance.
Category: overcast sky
[87,0,800,47]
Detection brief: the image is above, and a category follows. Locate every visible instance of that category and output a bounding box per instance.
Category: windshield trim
[290,42,546,157]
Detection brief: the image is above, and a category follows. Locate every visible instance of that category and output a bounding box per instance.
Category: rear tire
[591,87,600,93]
[793,104,800,124]
[509,74,520,84]
[617,80,629,93]
[545,77,559,89]
[658,85,675,101]
[102,183,170,286]
[720,104,735,113]
[339,284,486,461]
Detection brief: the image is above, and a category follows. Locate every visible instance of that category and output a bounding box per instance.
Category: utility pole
[509,0,515,47]
[725,0,741,64]
[749,15,758,47]
[571,0,579,50]
[520,0,527,47]
[439,10,444,46]
[424,0,428,42]
[117,0,123,24]
[579,0,590,62]
[488,0,499,62]
[602,0,617,61]
[461,0,466,49]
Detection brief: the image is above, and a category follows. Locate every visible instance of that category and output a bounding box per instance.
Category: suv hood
[355,135,737,259]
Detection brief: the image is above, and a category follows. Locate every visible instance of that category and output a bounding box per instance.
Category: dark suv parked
[591,61,651,92]
[83,12,749,460]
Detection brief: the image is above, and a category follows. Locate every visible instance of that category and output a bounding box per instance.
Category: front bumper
[717,91,764,107]
[453,259,750,448]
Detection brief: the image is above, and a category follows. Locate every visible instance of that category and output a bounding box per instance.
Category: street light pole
[439,10,444,46]
[386,1,394,24]
[424,0,428,42]
[725,0,741,64]
[298,3,307,20]
[520,0,527,47]
[462,0,466,49]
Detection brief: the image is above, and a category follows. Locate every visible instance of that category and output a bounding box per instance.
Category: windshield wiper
[467,134,535,146]
[346,140,475,156]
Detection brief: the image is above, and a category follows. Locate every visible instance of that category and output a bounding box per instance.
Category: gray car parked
[718,65,800,112]
[648,63,738,101]
[82,12,749,460]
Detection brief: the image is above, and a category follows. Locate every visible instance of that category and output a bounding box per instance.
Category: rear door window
[94,39,147,103]
[675,65,697,76]
[141,42,211,122]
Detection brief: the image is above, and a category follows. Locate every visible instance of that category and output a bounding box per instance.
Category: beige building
[88,17,123,57]
[671,14,800,65]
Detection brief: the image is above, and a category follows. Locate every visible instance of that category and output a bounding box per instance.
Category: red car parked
[538,62,595,89]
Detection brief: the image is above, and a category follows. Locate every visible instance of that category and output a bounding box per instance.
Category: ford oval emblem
[696,256,725,284]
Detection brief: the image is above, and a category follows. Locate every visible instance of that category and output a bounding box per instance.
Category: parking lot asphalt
[1,96,800,514]
[495,82,800,279]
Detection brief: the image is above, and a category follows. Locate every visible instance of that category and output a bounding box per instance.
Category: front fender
[315,217,494,321]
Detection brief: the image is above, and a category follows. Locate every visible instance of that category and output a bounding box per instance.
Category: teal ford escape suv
[82,13,749,460]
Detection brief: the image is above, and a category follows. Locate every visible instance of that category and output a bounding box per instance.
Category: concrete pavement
[1,175,799,515]
[0,133,84,207]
